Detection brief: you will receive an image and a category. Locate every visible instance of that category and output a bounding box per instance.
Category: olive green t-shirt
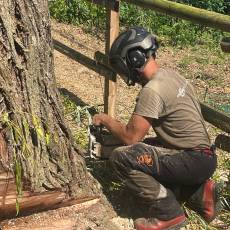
[134,68,210,149]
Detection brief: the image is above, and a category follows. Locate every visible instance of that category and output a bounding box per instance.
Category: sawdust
[1,199,134,230]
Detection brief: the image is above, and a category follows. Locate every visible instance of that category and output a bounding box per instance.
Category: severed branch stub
[220,37,230,53]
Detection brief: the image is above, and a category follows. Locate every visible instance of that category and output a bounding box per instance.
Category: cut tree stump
[0,198,118,230]
[0,170,99,219]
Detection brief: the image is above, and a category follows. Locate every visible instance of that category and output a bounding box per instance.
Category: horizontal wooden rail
[53,40,115,78]
[123,0,230,32]
[200,103,230,134]
[89,0,230,32]
[94,51,108,67]
[215,134,230,153]
[88,0,230,33]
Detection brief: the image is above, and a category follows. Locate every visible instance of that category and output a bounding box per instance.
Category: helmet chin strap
[129,56,150,85]
[127,52,157,86]
[128,68,144,86]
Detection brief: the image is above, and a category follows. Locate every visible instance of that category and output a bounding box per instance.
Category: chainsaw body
[88,125,123,159]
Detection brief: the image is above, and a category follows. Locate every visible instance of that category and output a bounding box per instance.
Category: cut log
[0,186,99,219]
[0,198,116,230]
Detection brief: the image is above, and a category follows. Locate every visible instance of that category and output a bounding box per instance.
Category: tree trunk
[0,0,100,217]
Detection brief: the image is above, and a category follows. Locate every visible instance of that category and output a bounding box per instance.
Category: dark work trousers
[109,142,217,220]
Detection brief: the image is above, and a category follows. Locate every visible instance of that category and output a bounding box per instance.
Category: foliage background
[49,0,230,46]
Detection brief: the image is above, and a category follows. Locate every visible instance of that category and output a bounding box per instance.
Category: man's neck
[141,57,159,80]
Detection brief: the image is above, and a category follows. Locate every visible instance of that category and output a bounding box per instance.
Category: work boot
[134,215,187,230]
[134,190,187,230]
[185,179,222,223]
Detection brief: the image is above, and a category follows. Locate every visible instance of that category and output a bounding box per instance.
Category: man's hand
[92,113,151,145]
[92,113,107,126]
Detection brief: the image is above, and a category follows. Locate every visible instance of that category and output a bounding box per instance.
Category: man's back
[134,68,210,149]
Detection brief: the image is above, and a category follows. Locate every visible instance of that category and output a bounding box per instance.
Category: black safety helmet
[109,27,159,85]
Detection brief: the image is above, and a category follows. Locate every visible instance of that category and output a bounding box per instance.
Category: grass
[172,44,230,115]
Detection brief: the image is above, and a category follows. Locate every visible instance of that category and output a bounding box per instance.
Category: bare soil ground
[1,20,229,230]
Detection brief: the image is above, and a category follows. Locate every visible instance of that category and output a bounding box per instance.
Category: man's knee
[109,145,131,172]
[109,143,147,164]
[108,146,132,179]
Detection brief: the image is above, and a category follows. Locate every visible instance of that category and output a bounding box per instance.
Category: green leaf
[2,112,9,122]
[16,198,20,216]
[32,114,39,127]
[36,127,44,139]
[45,133,51,145]
[22,118,30,137]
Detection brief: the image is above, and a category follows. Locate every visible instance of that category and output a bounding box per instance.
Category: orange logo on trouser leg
[137,153,153,166]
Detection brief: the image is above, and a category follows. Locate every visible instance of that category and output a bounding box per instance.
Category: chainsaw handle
[89,124,104,134]
[92,124,103,130]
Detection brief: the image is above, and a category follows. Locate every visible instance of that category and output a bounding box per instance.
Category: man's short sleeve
[134,87,164,119]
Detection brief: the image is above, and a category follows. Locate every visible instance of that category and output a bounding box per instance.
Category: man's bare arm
[93,113,151,145]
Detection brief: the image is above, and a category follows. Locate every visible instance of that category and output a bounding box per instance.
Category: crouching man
[93,27,220,230]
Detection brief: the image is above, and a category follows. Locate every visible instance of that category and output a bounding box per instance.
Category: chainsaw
[88,124,103,159]
[88,124,123,159]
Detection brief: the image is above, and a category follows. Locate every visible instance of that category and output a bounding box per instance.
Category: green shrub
[176,0,230,14]
[49,0,228,47]
[49,0,106,27]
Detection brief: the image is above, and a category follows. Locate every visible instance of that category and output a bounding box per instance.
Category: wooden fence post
[104,0,120,117]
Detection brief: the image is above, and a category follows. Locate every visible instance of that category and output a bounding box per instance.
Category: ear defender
[127,49,146,69]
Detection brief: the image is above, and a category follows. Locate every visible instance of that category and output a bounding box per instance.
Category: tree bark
[0,0,100,216]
